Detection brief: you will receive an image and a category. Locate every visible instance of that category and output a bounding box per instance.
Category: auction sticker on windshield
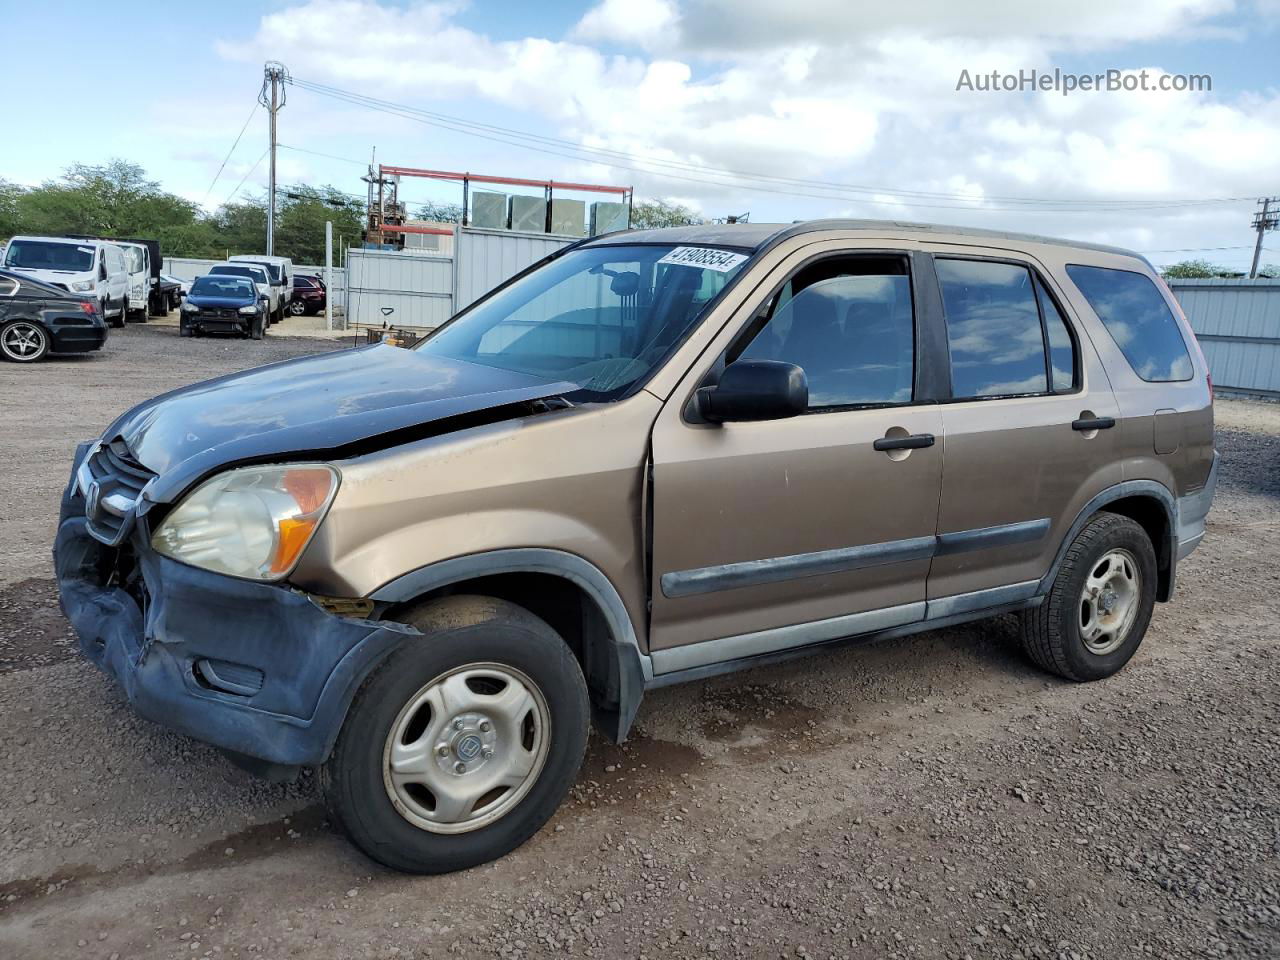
[657,247,749,273]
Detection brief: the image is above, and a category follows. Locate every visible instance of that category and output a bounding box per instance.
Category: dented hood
[105,344,576,503]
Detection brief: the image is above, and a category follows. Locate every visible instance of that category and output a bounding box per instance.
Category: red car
[289,275,327,316]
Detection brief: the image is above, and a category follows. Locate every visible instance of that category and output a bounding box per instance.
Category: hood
[8,265,91,285]
[188,293,257,309]
[106,345,577,502]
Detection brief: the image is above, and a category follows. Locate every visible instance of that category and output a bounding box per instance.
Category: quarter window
[1065,264,1192,382]
[735,256,915,408]
[1037,278,1076,391]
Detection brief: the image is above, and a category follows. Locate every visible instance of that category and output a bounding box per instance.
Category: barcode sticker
[656,247,748,273]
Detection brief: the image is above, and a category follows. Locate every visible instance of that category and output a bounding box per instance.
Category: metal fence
[1170,278,1280,398]
[344,227,577,330]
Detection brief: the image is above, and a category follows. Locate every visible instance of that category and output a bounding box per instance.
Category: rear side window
[736,256,915,408]
[937,259,1049,398]
[1065,264,1192,382]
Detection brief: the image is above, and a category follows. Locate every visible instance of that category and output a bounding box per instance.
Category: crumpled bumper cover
[54,453,416,768]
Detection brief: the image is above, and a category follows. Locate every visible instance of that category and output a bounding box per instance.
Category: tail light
[80,301,98,316]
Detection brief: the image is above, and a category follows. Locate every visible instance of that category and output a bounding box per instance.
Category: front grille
[201,308,241,320]
[82,438,156,546]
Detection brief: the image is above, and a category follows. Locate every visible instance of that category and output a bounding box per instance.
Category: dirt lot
[0,324,1276,960]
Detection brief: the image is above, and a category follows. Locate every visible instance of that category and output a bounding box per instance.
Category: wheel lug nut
[479,721,491,733]
[454,761,466,774]
[481,748,494,760]
[452,718,464,730]
[437,744,449,757]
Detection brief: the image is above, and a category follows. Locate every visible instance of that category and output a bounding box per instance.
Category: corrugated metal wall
[453,227,576,312]
[346,249,455,328]
[1170,278,1280,398]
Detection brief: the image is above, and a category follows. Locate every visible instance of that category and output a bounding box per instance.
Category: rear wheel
[322,596,589,874]
[288,299,307,316]
[1,319,50,362]
[1019,513,1156,681]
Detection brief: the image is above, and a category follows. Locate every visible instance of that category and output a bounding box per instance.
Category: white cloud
[572,0,681,50]
[218,0,1280,264]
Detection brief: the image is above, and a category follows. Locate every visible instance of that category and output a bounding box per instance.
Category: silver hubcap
[290,301,304,314]
[382,663,550,834]
[1080,548,1140,655]
[2,322,45,360]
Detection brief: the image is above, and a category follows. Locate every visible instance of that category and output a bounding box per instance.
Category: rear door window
[936,259,1049,398]
[1065,264,1192,382]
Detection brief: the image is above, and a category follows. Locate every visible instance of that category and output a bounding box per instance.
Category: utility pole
[1250,198,1279,279]
[259,62,289,255]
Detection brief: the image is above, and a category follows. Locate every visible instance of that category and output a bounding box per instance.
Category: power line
[286,74,1256,214]
[202,102,261,205]
[220,148,270,207]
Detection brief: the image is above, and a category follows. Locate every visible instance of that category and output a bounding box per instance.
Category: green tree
[630,198,702,229]
[0,179,25,240]
[1160,259,1233,279]
[274,185,365,263]
[417,200,463,223]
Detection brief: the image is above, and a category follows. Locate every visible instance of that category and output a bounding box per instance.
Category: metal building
[1170,278,1280,399]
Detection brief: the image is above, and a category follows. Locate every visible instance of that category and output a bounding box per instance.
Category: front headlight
[181,301,199,312]
[151,464,339,581]
[238,305,258,315]
[71,280,94,292]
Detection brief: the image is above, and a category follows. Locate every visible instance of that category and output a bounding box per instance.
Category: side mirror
[695,360,808,424]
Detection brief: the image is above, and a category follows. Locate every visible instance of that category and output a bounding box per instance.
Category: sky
[3,0,1280,270]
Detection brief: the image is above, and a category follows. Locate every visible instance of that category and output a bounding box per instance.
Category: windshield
[418,244,748,399]
[191,276,255,298]
[236,260,281,282]
[123,246,147,273]
[4,240,96,273]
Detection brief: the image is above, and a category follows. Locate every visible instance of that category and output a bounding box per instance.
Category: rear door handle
[873,433,936,451]
[1072,416,1116,431]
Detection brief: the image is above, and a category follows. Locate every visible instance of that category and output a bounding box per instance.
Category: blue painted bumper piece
[53,460,415,769]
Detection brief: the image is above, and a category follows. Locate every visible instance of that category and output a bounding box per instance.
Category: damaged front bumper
[53,445,416,770]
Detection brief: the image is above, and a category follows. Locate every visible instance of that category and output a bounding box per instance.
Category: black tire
[179,322,192,338]
[1,319,51,362]
[321,595,589,874]
[1019,513,1156,682]
[110,296,126,328]
[251,315,264,340]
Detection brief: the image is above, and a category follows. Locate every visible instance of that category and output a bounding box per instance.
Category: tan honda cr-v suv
[55,220,1216,873]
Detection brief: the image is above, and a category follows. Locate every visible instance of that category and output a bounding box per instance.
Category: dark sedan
[289,274,327,316]
[0,269,106,363]
[179,276,267,339]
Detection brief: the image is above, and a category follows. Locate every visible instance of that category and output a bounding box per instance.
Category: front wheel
[250,314,264,340]
[322,596,589,874]
[1019,513,1156,682]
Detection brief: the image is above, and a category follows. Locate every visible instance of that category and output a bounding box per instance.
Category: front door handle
[873,433,936,452]
[1072,416,1116,431]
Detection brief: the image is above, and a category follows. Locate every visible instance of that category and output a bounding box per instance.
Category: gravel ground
[0,324,1276,959]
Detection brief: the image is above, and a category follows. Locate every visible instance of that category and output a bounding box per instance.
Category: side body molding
[369,549,652,743]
